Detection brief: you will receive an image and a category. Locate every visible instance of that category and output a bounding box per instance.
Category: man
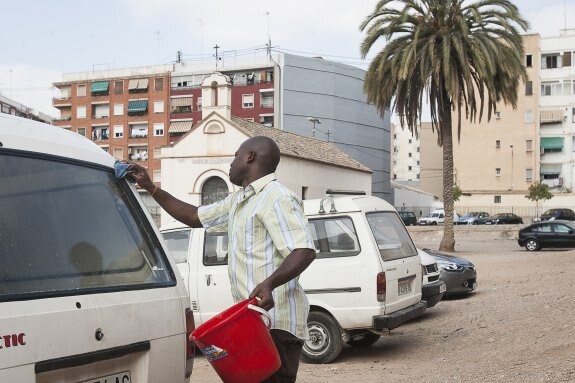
[128,136,316,382]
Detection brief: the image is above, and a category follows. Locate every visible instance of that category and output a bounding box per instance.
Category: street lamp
[307,117,321,137]
[510,145,514,191]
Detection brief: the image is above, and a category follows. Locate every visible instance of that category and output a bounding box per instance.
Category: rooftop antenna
[213,44,222,70]
[265,11,272,59]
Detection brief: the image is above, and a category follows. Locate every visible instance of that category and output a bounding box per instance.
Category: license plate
[440,284,447,293]
[472,282,478,290]
[80,371,131,383]
[398,278,412,296]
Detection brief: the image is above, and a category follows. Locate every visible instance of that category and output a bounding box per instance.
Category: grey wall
[279,54,391,202]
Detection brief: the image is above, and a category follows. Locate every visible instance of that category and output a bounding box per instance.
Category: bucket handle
[247,303,272,329]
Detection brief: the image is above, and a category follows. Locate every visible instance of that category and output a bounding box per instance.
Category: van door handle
[206,274,211,286]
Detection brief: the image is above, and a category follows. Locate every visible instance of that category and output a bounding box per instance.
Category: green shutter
[90,81,109,94]
[127,100,148,114]
[540,137,564,149]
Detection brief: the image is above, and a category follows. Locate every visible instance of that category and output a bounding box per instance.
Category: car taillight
[377,272,386,302]
[185,308,195,378]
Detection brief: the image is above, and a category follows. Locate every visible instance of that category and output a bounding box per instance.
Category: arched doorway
[201,176,229,205]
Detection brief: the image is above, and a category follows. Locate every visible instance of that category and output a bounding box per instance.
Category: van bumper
[422,280,447,308]
[372,301,427,330]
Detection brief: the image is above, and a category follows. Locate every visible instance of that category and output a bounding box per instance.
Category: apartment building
[391,122,421,184]
[52,52,391,201]
[1,94,53,123]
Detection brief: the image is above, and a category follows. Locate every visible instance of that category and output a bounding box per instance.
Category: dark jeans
[262,329,304,383]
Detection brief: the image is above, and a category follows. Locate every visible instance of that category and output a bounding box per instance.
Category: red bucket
[191,298,281,383]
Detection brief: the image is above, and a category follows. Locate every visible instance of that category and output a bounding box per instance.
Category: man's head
[229,136,280,187]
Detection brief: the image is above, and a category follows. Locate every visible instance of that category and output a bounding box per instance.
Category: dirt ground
[190,228,575,382]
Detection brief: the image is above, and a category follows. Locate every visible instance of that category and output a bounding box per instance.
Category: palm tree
[360,0,528,251]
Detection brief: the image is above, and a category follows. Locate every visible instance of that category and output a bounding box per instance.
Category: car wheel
[432,221,437,226]
[346,332,381,348]
[302,311,343,364]
[472,221,478,225]
[525,238,540,251]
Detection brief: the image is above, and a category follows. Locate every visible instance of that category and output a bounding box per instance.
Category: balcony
[540,110,564,124]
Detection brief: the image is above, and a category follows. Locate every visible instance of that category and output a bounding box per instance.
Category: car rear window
[0,151,175,302]
[366,212,417,261]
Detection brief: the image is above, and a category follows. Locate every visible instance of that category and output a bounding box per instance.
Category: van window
[0,152,175,302]
[162,229,191,263]
[308,217,360,258]
[204,233,228,266]
[366,212,417,261]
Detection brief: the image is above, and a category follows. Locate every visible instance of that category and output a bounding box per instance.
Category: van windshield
[366,212,417,261]
[0,151,175,301]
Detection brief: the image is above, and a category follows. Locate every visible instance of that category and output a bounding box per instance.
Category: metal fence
[395,205,548,224]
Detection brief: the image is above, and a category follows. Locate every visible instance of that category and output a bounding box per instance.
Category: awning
[171,97,193,107]
[540,137,564,149]
[127,78,149,91]
[169,120,193,133]
[127,100,148,113]
[90,81,109,94]
[540,164,562,175]
[540,110,564,124]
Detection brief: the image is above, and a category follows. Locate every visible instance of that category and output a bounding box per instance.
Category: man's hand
[126,162,155,191]
[249,280,275,311]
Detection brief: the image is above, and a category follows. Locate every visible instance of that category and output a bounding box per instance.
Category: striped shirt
[197,173,315,339]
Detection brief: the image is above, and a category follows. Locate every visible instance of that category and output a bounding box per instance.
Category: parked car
[456,211,490,225]
[518,220,575,251]
[539,208,575,221]
[399,210,418,226]
[419,249,446,308]
[422,249,478,297]
[0,114,194,382]
[162,193,427,364]
[483,213,523,225]
[418,209,459,226]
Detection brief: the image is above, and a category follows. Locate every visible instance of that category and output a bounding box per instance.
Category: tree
[452,185,462,202]
[360,0,528,251]
[525,182,553,221]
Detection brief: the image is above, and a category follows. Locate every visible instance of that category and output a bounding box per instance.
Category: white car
[0,114,193,382]
[162,192,426,364]
[419,209,459,225]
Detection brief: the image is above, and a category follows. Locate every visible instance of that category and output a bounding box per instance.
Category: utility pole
[214,45,221,70]
[510,145,514,191]
[176,50,182,63]
[307,117,321,138]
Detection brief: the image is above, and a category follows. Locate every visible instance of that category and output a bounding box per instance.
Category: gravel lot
[191,226,575,382]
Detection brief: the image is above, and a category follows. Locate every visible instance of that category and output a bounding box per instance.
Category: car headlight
[437,261,464,271]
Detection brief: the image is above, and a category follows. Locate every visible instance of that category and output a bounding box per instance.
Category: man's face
[229,143,250,186]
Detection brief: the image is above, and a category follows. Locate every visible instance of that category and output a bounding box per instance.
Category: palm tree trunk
[439,100,456,252]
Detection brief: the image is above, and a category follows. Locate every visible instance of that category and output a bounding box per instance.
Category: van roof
[0,114,114,168]
[304,195,395,217]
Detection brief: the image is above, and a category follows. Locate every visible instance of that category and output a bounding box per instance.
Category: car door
[536,223,554,247]
[551,223,575,248]
[195,231,234,325]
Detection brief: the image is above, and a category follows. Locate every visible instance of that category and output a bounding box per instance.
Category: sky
[1,0,573,117]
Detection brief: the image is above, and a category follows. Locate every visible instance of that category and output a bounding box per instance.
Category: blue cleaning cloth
[114,160,132,179]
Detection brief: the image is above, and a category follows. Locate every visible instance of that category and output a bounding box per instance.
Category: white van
[0,115,193,382]
[418,208,460,225]
[161,192,426,364]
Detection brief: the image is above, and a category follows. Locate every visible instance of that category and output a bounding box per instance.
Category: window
[366,212,416,261]
[128,78,149,93]
[202,177,229,205]
[113,148,123,160]
[129,146,148,161]
[113,125,124,138]
[572,107,575,123]
[417,147,420,152]
[92,104,109,119]
[563,51,572,67]
[408,139,412,144]
[525,81,533,96]
[408,166,412,171]
[130,124,148,138]
[525,110,533,123]
[203,233,228,266]
[77,127,86,137]
[308,217,360,258]
[526,140,533,152]
[114,81,124,94]
[154,78,164,91]
[113,103,124,116]
[408,153,412,157]
[526,168,533,181]
[260,93,273,108]
[495,111,501,119]
[542,54,559,69]
[0,154,174,297]
[242,94,254,108]
[260,115,273,127]
[496,168,501,177]
[170,97,192,113]
[154,100,164,113]
[541,81,564,96]
[197,97,202,111]
[494,196,502,203]
[76,106,86,119]
[496,140,501,148]
[162,229,191,264]
[153,146,161,159]
[526,54,532,67]
[153,170,161,182]
[153,123,164,136]
[77,84,86,97]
